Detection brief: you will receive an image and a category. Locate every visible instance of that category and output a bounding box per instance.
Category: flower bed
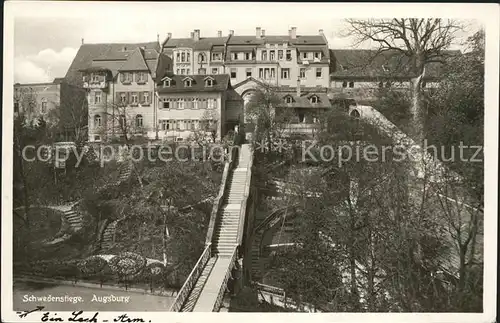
[108,252,146,278]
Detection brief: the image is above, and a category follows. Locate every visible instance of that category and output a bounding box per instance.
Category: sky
[10,2,483,84]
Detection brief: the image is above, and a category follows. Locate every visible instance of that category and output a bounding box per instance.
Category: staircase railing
[169,243,212,312]
[237,146,254,248]
[213,245,239,312]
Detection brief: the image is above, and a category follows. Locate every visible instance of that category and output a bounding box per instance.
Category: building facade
[155,74,243,141]
[14,79,62,124]
[76,43,160,142]
[161,27,330,88]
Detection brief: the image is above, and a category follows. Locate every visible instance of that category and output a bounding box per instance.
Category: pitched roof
[156,74,230,93]
[64,42,159,85]
[119,48,149,71]
[155,53,173,80]
[329,49,461,80]
[276,91,332,109]
[227,34,327,46]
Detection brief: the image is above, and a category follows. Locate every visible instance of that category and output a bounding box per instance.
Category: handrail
[237,146,253,247]
[169,243,212,312]
[212,246,238,312]
[205,140,240,246]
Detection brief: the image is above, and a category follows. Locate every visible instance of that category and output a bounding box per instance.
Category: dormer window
[382,64,389,72]
[91,73,100,83]
[183,77,194,87]
[310,95,319,104]
[161,76,172,87]
[205,79,213,87]
[284,96,294,104]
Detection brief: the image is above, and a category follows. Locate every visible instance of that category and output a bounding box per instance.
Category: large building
[155,74,243,141]
[69,41,160,142]
[161,27,330,88]
[14,79,63,124]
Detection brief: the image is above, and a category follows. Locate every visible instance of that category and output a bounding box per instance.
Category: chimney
[229,30,234,36]
[81,38,84,45]
[217,30,222,37]
[290,27,297,39]
[194,29,200,41]
[261,29,265,37]
[157,33,160,43]
[296,77,301,96]
[167,32,172,39]
[256,27,261,39]
[319,29,324,35]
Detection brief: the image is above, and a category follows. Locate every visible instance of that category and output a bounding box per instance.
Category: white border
[2,2,498,323]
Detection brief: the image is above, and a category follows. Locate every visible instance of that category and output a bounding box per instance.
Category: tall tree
[344,18,463,143]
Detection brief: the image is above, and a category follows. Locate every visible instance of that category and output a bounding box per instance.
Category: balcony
[83,81,108,89]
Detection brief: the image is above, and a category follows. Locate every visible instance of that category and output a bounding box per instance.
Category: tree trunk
[410,62,426,145]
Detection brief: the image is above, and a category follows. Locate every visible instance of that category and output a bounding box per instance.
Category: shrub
[108,252,146,278]
[79,256,108,277]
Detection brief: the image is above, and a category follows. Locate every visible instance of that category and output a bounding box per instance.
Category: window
[270,68,276,79]
[261,51,267,61]
[281,68,290,79]
[246,68,252,78]
[212,52,222,61]
[120,93,127,104]
[278,50,283,60]
[286,50,292,61]
[245,52,251,60]
[349,82,354,88]
[14,102,19,113]
[119,115,126,128]
[190,120,195,130]
[378,81,384,88]
[185,79,192,87]
[136,114,143,127]
[205,79,214,87]
[186,69,190,75]
[131,93,138,105]
[176,120,181,130]
[314,52,321,59]
[186,52,191,62]
[94,135,101,142]
[162,101,170,109]
[95,92,101,104]
[259,68,263,79]
[342,81,347,88]
[163,79,171,87]
[176,52,181,62]
[310,96,319,104]
[231,52,238,60]
[143,92,149,105]
[198,53,206,63]
[385,82,392,88]
[270,50,275,61]
[193,99,199,109]
[93,114,101,127]
[178,100,185,109]
[126,73,133,83]
[181,52,186,62]
[41,100,48,113]
[422,81,427,88]
[350,109,361,118]
[230,68,237,79]
[212,68,218,74]
[91,73,100,82]
[285,96,293,104]
[316,68,322,78]
[208,99,216,109]
[302,52,308,59]
[299,68,306,79]
[198,68,206,75]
